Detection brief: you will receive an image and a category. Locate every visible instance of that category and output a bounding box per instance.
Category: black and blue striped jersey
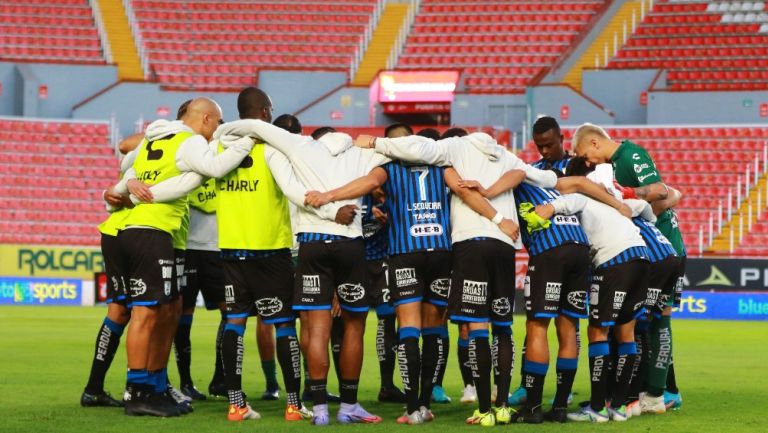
[362,194,387,261]
[381,162,451,256]
[632,217,676,263]
[597,245,649,269]
[532,156,570,174]
[296,233,349,243]
[514,184,590,256]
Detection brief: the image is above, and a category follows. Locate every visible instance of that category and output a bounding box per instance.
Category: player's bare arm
[459,169,526,199]
[444,167,520,241]
[633,182,669,202]
[533,203,555,220]
[650,186,682,215]
[305,167,388,208]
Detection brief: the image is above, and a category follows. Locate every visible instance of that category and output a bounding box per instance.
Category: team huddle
[80,86,685,426]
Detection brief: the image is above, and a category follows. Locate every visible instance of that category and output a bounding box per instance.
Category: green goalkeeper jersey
[611,140,686,256]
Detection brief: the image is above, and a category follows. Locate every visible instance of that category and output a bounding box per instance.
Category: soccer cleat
[639,392,666,414]
[180,384,206,401]
[124,386,181,417]
[227,404,261,421]
[511,405,543,424]
[567,406,609,423]
[208,380,227,398]
[419,406,435,422]
[378,386,407,403]
[460,384,478,404]
[312,404,330,426]
[508,386,527,406]
[81,390,124,407]
[168,386,192,405]
[608,405,629,422]
[162,390,192,414]
[432,385,452,403]
[543,407,568,423]
[336,403,383,424]
[397,410,424,425]
[285,404,313,421]
[664,391,683,410]
[261,385,280,401]
[626,400,641,418]
[493,406,514,424]
[466,409,496,427]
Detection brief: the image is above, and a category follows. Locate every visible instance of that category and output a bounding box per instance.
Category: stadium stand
[0,0,106,64]
[130,0,380,90]
[608,0,768,91]
[517,125,768,252]
[0,118,115,246]
[397,0,609,93]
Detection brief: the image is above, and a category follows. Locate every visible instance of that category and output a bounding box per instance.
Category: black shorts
[101,233,128,306]
[589,259,649,327]
[367,259,390,307]
[448,239,516,326]
[118,228,178,307]
[222,250,294,324]
[645,255,678,319]
[294,239,369,313]
[672,255,686,307]
[388,250,451,308]
[523,243,590,320]
[184,249,225,310]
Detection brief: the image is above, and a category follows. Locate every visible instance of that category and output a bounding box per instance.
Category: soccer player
[531,159,652,423]
[110,98,255,417]
[215,110,390,425]
[304,126,453,424]
[573,123,686,412]
[351,131,557,426]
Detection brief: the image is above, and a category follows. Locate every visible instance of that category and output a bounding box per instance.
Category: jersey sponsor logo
[337,283,365,303]
[395,268,417,288]
[224,284,235,304]
[613,291,627,310]
[256,297,283,317]
[633,163,650,173]
[219,179,259,192]
[461,280,488,305]
[410,223,443,237]
[130,278,147,297]
[646,288,661,306]
[589,283,600,306]
[158,259,173,266]
[568,290,587,310]
[545,282,562,302]
[553,215,580,226]
[161,265,173,280]
[137,170,161,182]
[430,278,450,298]
[164,281,172,296]
[492,297,512,316]
[638,172,658,183]
[196,188,217,203]
[632,153,641,160]
[302,275,321,295]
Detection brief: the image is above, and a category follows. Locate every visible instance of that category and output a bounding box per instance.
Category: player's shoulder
[620,140,653,161]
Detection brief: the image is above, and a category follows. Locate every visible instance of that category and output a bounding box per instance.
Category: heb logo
[0,277,82,305]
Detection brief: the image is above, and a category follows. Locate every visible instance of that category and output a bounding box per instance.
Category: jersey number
[146,141,163,161]
[414,168,429,201]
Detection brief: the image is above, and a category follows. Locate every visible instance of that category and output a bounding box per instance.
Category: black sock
[458,337,473,386]
[212,316,226,383]
[436,330,449,387]
[376,314,397,389]
[519,334,528,388]
[307,379,328,405]
[398,327,421,413]
[554,357,578,408]
[85,317,126,394]
[492,325,513,407]
[629,323,650,401]
[419,327,446,408]
[223,323,245,407]
[340,379,359,404]
[666,359,679,393]
[523,361,547,410]
[588,341,610,411]
[612,342,638,407]
[276,326,302,407]
[331,317,344,386]
[174,314,193,387]
[469,329,492,413]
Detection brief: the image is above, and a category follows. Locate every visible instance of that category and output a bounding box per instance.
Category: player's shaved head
[183,97,223,141]
[238,87,273,123]
[572,122,617,166]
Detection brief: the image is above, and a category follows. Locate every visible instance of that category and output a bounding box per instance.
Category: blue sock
[127,369,149,385]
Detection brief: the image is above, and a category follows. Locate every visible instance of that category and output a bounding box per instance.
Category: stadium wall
[258,70,348,116]
[452,94,528,131]
[295,86,384,127]
[582,69,657,124]
[647,90,768,124]
[0,63,17,116]
[528,85,615,127]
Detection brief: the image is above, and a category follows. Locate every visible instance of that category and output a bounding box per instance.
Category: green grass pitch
[1,306,765,432]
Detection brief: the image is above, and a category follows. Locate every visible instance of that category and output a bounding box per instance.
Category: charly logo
[256,297,283,317]
[430,278,450,298]
[568,291,587,310]
[130,279,147,297]
[491,297,511,316]
[337,283,365,303]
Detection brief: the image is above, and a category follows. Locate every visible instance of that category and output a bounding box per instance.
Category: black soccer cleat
[181,384,207,401]
[543,407,568,423]
[377,386,407,403]
[208,380,227,398]
[124,386,181,417]
[81,390,124,408]
[511,404,544,424]
[261,384,280,401]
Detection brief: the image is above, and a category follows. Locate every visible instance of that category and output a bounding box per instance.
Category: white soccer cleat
[639,392,666,414]
[460,384,478,404]
[627,400,641,417]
